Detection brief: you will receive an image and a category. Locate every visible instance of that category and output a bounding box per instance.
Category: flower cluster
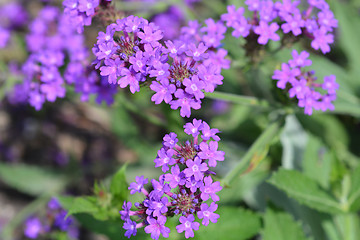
[94,15,229,117]
[24,198,78,239]
[7,5,117,110]
[120,119,224,239]
[0,2,28,48]
[63,0,100,33]
[273,50,338,115]
[221,0,337,53]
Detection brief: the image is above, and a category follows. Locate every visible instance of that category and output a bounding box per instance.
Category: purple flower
[275,0,299,18]
[150,79,176,104]
[48,198,61,210]
[200,176,222,202]
[176,215,200,238]
[163,132,178,149]
[154,148,176,172]
[322,75,338,94]
[0,27,10,48]
[149,197,169,217]
[96,41,115,60]
[183,157,209,181]
[197,64,223,92]
[288,50,312,68]
[185,42,208,61]
[181,20,200,39]
[144,216,170,240]
[149,63,170,81]
[150,176,171,199]
[245,0,261,11]
[259,0,277,22]
[298,91,322,115]
[221,5,245,27]
[78,0,99,16]
[184,118,203,137]
[197,202,220,226]
[129,175,149,195]
[201,122,220,141]
[129,51,148,73]
[124,219,137,238]
[24,217,42,239]
[183,76,205,100]
[231,18,251,38]
[311,27,334,54]
[54,210,73,231]
[318,10,338,31]
[118,68,141,94]
[289,78,310,99]
[170,89,201,118]
[137,24,163,46]
[254,21,280,45]
[185,176,203,193]
[198,141,225,167]
[272,63,300,89]
[100,58,123,84]
[164,40,185,58]
[120,201,132,221]
[281,13,304,36]
[165,165,186,188]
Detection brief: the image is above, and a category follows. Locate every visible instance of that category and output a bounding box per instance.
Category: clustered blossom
[8,5,117,110]
[0,2,28,48]
[63,0,103,33]
[120,119,224,239]
[272,50,338,115]
[221,0,338,53]
[93,15,229,117]
[24,198,78,239]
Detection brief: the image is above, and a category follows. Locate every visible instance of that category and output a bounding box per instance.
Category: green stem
[205,91,271,108]
[221,118,284,187]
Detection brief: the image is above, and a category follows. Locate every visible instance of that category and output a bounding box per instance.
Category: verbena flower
[94,15,229,117]
[272,50,339,115]
[8,5,117,110]
[221,0,338,53]
[120,119,224,239]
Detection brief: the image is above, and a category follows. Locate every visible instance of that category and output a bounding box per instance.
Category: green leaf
[303,135,334,189]
[268,168,343,214]
[222,118,284,186]
[110,164,128,204]
[297,114,349,148]
[0,163,66,196]
[66,197,99,216]
[333,214,360,240]
[196,206,261,240]
[262,208,308,240]
[331,0,360,75]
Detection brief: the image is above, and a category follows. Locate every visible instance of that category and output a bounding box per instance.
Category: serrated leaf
[0,163,66,196]
[110,164,128,204]
[196,206,261,240]
[268,168,343,214]
[262,208,308,240]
